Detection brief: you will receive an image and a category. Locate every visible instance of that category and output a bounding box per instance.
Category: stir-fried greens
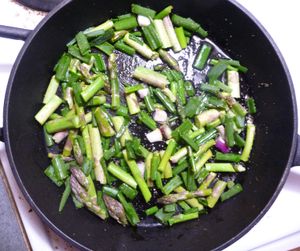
[35,4,256,227]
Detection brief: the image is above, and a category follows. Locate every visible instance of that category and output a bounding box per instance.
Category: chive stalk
[153,89,176,113]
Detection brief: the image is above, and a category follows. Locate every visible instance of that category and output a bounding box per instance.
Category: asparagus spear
[158,49,180,71]
[194,150,213,173]
[45,116,80,134]
[240,123,256,162]
[43,126,54,147]
[199,172,217,190]
[123,150,152,202]
[157,189,212,204]
[168,212,199,226]
[107,162,137,188]
[123,33,158,60]
[70,167,89,189]
[58,177,71,212]
[35,95,63,125]
[174,186,204,210]
[153,19,172,49]
[158,139,176,172]
[103,194,128,226]
[112,116,132,147]
[207,180,227,208]
[126,93,140,115]
[70,175,108,220]
[133,66,169,89]
[88,125,106,184]
[70,132,84,165]
[170,147,187,164]
[163,16,181,52]
[81,76,105,102]
[43,75,59,104]
[94,107,115,137]
[81,126,92,159]
[62,133,73,157]
[108,53,121,109]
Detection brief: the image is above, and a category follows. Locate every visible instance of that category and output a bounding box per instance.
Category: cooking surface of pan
[2,0,297,250]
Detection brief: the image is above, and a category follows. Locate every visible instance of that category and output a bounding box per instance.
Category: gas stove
[0,0,300,250]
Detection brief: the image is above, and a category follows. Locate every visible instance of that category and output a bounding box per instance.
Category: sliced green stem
[35,95,63,125]
[108,162,137,188]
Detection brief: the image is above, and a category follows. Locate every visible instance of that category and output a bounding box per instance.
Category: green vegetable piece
[108,162,137,188]
[59,177,71,212]
[154,208,174,224]
[164,203,176,213]
[163,175,183,195]
[155,5,173,19]
[44,165,63,187]
[168,212,199,226]
[95,42,115,55]
[215,152,241,162]
[75,32,90,55]
[131,4,156,18]
[247,97,257,114]
[221,183,243,202]
[81,76,105,102]
[240,123,256,162]
[193,44,212,70]
[52,155,68,181]
[114,16,138,31]
[119,183,138,200]
[55,54,71,81]
[145,206,159,216]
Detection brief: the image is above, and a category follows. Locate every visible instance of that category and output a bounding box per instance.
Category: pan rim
[2,0,298,250]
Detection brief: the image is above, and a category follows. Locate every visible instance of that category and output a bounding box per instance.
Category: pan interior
[4,0,296,250]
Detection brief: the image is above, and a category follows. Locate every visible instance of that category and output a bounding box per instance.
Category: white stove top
[0,1,300,250]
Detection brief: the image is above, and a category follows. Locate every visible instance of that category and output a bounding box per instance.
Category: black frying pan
[0,0,299,250]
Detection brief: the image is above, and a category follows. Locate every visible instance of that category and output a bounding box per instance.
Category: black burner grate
[16,0,63,12]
